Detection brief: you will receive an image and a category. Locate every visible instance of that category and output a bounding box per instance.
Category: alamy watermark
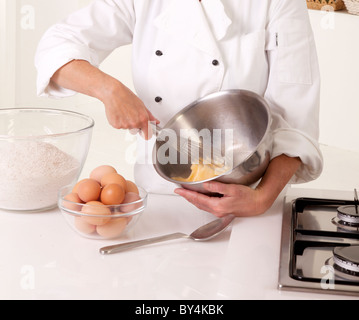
[320,5,336,30]
[20,5,35,30]
[320,265,335,290]
[126,124,235,168]
[20,265,35,290]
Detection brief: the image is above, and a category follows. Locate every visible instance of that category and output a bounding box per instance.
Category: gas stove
[278,188,359,297]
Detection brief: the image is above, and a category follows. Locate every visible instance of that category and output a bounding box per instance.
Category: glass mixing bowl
[58,185,148,240]
[0,108,94,212]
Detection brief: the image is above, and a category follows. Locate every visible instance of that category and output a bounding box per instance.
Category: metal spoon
[99,214,235,255]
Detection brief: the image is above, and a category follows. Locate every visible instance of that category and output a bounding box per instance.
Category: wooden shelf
[308,8,359,16]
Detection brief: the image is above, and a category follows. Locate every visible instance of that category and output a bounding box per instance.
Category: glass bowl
[0,108,94,212]
[58,185,148,240]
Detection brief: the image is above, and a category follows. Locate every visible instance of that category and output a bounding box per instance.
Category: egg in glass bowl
[58,183,148,240]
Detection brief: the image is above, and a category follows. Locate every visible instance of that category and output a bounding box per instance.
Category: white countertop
[1,186,358,300]
[1,103,358,300]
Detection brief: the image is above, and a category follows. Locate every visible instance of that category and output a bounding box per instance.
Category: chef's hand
[51,60,159,140]
[174,155,302,217]
[174,183,266,218]
[100,80,159,140]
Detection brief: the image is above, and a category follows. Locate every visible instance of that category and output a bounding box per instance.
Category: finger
[147,109,160,124]
[129,128,147,140]
[174,188,228,217]
[129,128,141,135]
[174,188,214,212]
[139,110,159,140]
[133,122,154,140]
[140,119,153,140]
[203,181,237,197]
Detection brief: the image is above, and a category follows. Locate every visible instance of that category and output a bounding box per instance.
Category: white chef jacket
[35,0,323,195]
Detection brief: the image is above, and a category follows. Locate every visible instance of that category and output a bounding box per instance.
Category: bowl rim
[0,108,95,140]
[58,185,148,218]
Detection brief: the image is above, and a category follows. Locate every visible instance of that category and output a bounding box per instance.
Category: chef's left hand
[174,182,268,218]
[174,155,302,218]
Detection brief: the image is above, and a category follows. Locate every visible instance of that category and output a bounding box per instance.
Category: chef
[35,0,323,218]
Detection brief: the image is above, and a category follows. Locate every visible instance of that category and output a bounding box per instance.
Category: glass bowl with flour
[0,108,94,212]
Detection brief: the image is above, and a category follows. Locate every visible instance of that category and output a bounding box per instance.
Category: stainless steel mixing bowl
[152,89,273,193]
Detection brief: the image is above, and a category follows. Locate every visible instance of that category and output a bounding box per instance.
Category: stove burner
[337,205,359,227]
[331,217,359,233]
[333,246,359,277]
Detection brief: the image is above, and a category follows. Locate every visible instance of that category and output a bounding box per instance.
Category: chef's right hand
[100,80,159,140]
[51,60,158,140]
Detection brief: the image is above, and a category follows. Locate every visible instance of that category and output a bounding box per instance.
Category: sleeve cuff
[271,128,324,184]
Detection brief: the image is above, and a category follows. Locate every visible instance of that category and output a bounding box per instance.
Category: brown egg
[72,178,91,193]
[96,217,128,239]
[74,217,96,235]
[89,165,117,183]
[100,172,126,190]
[81,201,111,226]
[100,183,125,205]
[77,179,101,203]
[125,180,139,195]
[63,192,83,212]
[120,192,142,213]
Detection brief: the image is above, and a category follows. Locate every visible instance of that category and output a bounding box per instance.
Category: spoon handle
[100,232,188,255]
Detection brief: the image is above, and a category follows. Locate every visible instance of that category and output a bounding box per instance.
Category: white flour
[0,140,80,211]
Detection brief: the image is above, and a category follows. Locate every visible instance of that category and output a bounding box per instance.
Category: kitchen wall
[0,0,134,109]
[309,9,359,152]
[0,1,358,152]
[1,0,81,107]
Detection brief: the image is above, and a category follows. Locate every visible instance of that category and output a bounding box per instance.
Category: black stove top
[278,188,359,296]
